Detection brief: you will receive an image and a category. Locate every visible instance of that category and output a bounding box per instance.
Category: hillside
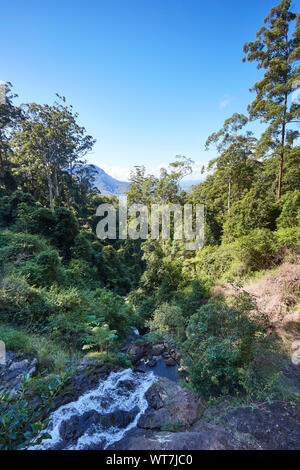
[91,165,129,196]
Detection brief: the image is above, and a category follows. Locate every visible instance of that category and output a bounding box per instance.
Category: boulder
[59,410,100,442]
[101,407,139,429]
[111,426,238,450]
[165,357,177,366]
[151,344,165,356]
[138,378,205,430]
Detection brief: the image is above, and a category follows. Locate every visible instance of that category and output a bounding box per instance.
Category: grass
[0,323,76,374]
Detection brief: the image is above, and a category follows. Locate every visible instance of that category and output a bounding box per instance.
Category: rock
[165,357,177,366]
[138,408,170,429]
[59,410,100,442]
[221,401,300,450]
[147,358,157,367]
[28,358,38,377]
[134,362,147,373]
[8,359,29,371]
[131,350,146,365]
[0,352,40,392]
[101,407,139,429]
[111,427,238,450]
[72,365,110,398]
[138,378,205,430]
[118,379,136,391]
[151,344,165,356]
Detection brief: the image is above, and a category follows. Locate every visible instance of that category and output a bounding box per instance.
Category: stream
[30,368,157,450]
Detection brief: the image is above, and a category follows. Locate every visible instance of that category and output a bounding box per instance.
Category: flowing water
[30,369,157,450]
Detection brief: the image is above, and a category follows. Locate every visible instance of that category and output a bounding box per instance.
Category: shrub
[71,233,94,261]
[19,206,57,238]
[148,303,186,342]
[183,294,270,398]
[52,207,79,259]
[18,250,65,287]
[0,231,48,268]
[93,288,133,339]
[0,275,54,328]
[277,190,300,229]
[222,189,279,242]
[275,227,300,254]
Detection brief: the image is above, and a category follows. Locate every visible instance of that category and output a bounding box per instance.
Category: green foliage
[52,207,79,259]
[71,233,94,261]
[18,249,65,287]
[0,372,69,450]
[277,191,300,229]
[183,294,271,398]
[148,303,186,342]
[93,288,133,339]
[0,275,55,328]
[222,189,279,242]
[82,323,117,354]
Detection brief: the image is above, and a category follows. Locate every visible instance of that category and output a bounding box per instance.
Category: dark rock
[131,350,146,365]
[221,401,300,450]
[147,359,157,367]
[165,357,177,366]
[151,344,165,356]
[134,362,147,373]
[118,379,136,391]
[111,428,238,450]
[139,378,205,430]
[101,407,139,429]
[59,410,100,442]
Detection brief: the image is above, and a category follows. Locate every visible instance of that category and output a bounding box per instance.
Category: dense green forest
[0,0,299,449]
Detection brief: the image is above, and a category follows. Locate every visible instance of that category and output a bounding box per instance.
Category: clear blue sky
[2,0,298,180]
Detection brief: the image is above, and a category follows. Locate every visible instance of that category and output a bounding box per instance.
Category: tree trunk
[228,178,231,212]
[45,165,54,210]
[54,169,60,198]
[277,93,287,203]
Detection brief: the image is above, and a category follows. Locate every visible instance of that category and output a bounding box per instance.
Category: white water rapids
[29,369,157,450]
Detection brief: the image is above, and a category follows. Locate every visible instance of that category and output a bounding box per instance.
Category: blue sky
[1,0,298,180]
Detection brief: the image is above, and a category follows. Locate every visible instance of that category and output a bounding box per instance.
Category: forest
[0,0,299,450]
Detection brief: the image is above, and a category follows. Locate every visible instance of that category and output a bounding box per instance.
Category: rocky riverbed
[1,347,300,450]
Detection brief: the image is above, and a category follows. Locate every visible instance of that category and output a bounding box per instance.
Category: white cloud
[98,158,212,182]
[219,94,233,109]
[100,164,132,181]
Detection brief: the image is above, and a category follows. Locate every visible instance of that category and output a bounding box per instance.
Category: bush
[93,288,133,339]
[19,206,57,238]
[0,191,36,226]
[18,250,65,287]
[222,189,279,242]
[0,275,55,328]
[277,190,300,229]
[0,372,69,450]
[183,294,270,398]
[71,233,94,261]
[275,227,300,254]
[148,303,186,342]
[52,208,79,259]
[0,231,48,269]
[236,228,277,272]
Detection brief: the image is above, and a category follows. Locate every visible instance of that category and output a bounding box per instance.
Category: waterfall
[29,369,157,450]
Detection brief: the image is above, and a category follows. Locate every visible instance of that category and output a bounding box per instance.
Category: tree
[0,83,23,191]
[243,0,300,201]
[205,113,257,211]
[13,96,95,209]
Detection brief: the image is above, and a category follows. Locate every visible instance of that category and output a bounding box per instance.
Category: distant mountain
[90,165,129,196]
[89,165,202,196]
[180,179,202,191]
